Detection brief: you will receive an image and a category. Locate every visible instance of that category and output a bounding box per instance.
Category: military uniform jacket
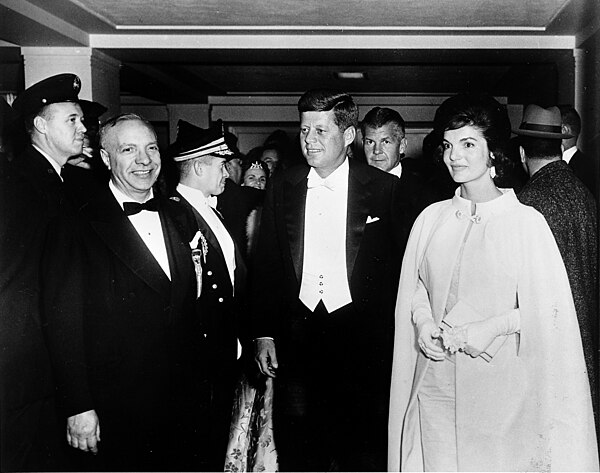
[171,191,248,375]
[0,145,67,410]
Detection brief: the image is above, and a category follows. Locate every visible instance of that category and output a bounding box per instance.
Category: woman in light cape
[388,93,598,471]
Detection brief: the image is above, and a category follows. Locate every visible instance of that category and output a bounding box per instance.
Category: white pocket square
[366,216,380,224]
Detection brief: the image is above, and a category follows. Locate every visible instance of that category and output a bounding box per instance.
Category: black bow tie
[123,198,158,216]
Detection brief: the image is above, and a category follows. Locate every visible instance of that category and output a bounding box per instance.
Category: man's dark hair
[298,89,358,131]
[559,105,581,136]
[519,136,562,160]
[361,107,405,138]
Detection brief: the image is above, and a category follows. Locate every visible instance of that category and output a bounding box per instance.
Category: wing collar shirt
[562,145,577,164]
[109,180,171,280]
[177,183,236,289]
[32,144,63,181]
[389,161,402,179]
[299,157,352,313]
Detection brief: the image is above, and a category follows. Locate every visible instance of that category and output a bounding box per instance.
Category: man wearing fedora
[516,104,598,418]
[167,120,247,469]
[0,73,86,471]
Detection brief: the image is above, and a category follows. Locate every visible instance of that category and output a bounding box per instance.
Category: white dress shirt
[389,161,402,178]
[177,183,236,289]
[33,144,63,181]
[299,158,352,313]
[109,181,171,279]
[562,145,577,164]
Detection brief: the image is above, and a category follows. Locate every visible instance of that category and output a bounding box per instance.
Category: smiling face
[363,123,407,172]
[300,110,355,178]
[34,102,87,166]
[442,125,492,187]
[100,119,161,202]
[243,166,267,190]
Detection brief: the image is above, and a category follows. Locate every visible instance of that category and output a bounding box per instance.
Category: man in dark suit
[252,89,408,471]
[44,113,209,471]
[167,121,247,469]
[0,73,85,471]
[361,106,436,225]
[560,105,597,198]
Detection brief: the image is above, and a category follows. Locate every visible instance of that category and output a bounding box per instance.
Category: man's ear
[100,149,111,170]
[193,159,204,176]
[343,126,356,147]
[33,115,47,135]
[561,123,571,136]
[518,145,529,173]
[399,137,408,155]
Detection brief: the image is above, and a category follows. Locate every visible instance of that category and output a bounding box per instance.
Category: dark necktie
[123,197,158,216]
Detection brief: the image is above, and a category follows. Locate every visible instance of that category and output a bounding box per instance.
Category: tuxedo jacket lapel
[283,167,309,284]
[346,161,372,282]
[159,199,194,308]
[85,190,171,298]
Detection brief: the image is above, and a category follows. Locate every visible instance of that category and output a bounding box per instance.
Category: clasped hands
[417,318,500,361]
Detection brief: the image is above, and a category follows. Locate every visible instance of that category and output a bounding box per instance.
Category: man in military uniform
[168,120,247,469]
[0,73,86,471]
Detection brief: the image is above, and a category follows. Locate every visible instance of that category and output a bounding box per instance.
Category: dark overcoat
[518,159,598,404]
[0,145,67,471]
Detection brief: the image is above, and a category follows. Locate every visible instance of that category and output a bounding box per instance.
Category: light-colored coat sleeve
[388,202,449,472]
[515,211,598,471]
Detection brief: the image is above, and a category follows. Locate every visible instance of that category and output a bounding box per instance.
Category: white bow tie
[207,195,218,209]
[307,175,336,191]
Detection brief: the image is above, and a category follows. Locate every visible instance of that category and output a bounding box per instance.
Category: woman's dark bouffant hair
[433,93,512,179]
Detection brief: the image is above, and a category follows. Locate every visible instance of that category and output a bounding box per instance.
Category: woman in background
[388,93,597,471]
[241,160,269,190]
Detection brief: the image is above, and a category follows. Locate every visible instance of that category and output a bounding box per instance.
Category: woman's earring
[489,153,496,178]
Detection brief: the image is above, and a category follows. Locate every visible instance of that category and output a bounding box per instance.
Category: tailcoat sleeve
[249,178,286,340]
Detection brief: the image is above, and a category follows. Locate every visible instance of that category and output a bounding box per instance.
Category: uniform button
[212,284,217,289]
[203,333,207,338]
[319,290,323,294]
[218,297,224,303]
[319,282,323,286]
[319,275,324,279]
[207,271,212,276]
